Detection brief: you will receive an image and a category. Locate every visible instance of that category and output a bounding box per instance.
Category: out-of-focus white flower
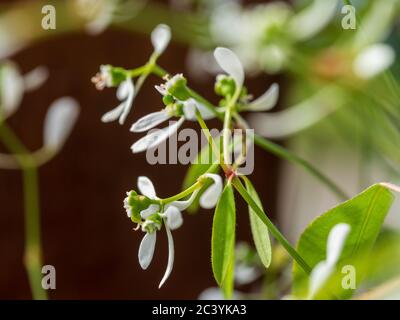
[101,77,135,124]
[43,97,80,151]
[353,44,395,79]
[308,223,351,299]
[125,174,222,287]
[198,287,241,300]
[76,0,147,35]
[209,1,338,75]
[235,263,260,286]
[0,62,48,119]
[289,0,339,41]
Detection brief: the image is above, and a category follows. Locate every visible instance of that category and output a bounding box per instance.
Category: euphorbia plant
[92,24,400,299]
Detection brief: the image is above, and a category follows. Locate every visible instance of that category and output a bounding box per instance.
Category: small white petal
[353,44,395,79]
[326,223,351,265]
[0,61,24,118]
[159,224,174,288]
[140,204,160,219]
[138,232,157,270]
[164,206,183,230]
[183,99,215,121]
[118,78,135,125]
[44,97,80,150]
[308,261,334,299]
[116,81,130,100]
[101,103,125,123]
[151,24,171,54]
[214,47,244,89]
[131,118,184,153]
[199,174,223,209]
[168,189,200,211]
[23,66,49,92]
[130,110,171,132]
[244,83,279,112]
[137,176,157,199]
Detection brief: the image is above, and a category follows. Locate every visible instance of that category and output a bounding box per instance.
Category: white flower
[101,77,135,125]
[214,47,280,111]
[130,98,213,153]
[308,223,351,299]
[127,174,222,287]
[43,97,80,151]
[353,44,395,79]
[0,61,48,119]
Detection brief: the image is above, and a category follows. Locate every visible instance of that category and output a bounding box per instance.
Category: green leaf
[293,184,395,299]
[182,138,219,213]
[212,183,236,288]
[222,250,235,299]
[245,178,272,269]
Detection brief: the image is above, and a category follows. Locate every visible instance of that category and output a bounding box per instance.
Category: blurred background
[0,0,399,299]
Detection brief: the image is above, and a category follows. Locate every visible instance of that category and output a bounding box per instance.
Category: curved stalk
[0,121,47,300]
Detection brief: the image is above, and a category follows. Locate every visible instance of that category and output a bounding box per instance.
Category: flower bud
[214,74,236,98]
[124,190,154,223]
[165,74,190,100]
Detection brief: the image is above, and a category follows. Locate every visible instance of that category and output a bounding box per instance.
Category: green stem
[0,121,47,300]
[160,181,201,204]
[232,176,312,274]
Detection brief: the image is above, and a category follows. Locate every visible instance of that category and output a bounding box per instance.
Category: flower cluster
[123,174,222,287]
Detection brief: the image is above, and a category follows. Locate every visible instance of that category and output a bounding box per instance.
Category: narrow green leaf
[245,178,272,269]
[293,184,395,299]
[212,183,236,287]
[222,250,235,299]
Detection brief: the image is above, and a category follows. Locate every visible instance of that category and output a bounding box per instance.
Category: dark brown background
[0,0,281,299]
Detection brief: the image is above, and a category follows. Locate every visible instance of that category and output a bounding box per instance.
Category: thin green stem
[232,176,312,274]
[0,120,47,300]
[160,181,201,204]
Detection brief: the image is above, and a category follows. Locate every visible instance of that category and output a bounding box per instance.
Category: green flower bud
[166,74,190,100]
[124,190,153,223]
[215,74,236,98]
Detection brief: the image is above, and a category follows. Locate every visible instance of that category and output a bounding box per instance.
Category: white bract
[0,61,48,119]
[130,75,214,153]
[124,174,222,287]
[101,77,135,125]
[308,223,351,299]
[43,97,80,151]
[213,47,280,112]
[151,24,171,55]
